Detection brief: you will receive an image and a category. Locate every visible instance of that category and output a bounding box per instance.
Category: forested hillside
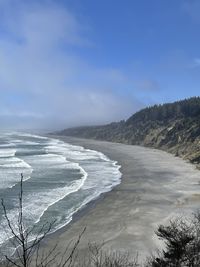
[54,97,200,168]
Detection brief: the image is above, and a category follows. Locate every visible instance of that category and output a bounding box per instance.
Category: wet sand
[38,136,200,262]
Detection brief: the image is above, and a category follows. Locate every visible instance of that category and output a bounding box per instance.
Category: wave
[35,166,88,223]
[0,148,16,158]
[44,137,122,191]
[0,157,32,169]
[0,143,16,148]
[40,162,121,237]
[11,140,40,145]
[13,132,48,140]
[0,166,88,245]
[45,141,105,161]
[0,153,33,189]
[24,153,85,171]
[45,138,116,167]
[0,133,122,253]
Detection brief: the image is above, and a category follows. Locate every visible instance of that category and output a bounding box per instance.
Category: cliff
[54,97,200,168]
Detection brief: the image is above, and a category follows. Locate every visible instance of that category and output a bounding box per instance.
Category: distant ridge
[53,97,200,168]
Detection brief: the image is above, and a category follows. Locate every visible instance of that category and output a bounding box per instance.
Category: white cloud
[0,0,144,130]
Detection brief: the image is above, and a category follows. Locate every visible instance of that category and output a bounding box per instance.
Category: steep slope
[54,97,200,168]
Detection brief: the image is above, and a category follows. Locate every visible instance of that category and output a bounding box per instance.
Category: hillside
[54,97,200,168]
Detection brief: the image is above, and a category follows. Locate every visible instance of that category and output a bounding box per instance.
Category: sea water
[0,132,121,256]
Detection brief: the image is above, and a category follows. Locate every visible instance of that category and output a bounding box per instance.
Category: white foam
[0,134,122,250]
[0,148,16,158]
[24,153,83,172]
[15,133,48,140]
[0,167,88,245]
[0,156,33,189]
[0,143,16,148]
[46,138,115,164]
[0,157,31,169]
[35,167,88,223]
[46,168,121,236]
[45,137,122,190]
[46,143,102,161]
[11,140,40,145]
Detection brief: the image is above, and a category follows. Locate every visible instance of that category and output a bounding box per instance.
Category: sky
[0,0,200,130]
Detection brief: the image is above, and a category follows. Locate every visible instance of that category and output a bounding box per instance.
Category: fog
[0,0,149,131]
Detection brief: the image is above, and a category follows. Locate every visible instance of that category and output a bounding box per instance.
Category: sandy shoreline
[40,136,200,262]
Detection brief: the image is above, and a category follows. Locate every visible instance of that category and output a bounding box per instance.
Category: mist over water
[0,132,121,255]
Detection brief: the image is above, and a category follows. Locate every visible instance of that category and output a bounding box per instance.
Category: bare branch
[1,198,22,245]
[60,227,86,267]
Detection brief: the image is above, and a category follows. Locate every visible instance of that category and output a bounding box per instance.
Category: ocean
[0,132,121,256]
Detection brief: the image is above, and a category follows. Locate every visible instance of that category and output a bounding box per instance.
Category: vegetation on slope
[56,97,200,168]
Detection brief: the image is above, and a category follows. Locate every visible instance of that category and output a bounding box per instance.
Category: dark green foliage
[54,97,200,167]
[56,97,200,140]
[147,214,200,267]
[127,97,200,125]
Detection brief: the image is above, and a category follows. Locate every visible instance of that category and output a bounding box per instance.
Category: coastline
[39,136,200,262]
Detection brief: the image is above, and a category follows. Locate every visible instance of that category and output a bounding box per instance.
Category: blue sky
[0,0,199,129]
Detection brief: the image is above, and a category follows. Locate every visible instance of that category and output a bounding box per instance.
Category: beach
[38,136,200,262]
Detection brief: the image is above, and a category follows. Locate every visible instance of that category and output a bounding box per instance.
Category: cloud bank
[0,0,146,130]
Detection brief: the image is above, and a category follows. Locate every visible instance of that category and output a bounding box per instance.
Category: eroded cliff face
[55,97,200,169]
[143,119,200,168]
[113,116,200,169]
